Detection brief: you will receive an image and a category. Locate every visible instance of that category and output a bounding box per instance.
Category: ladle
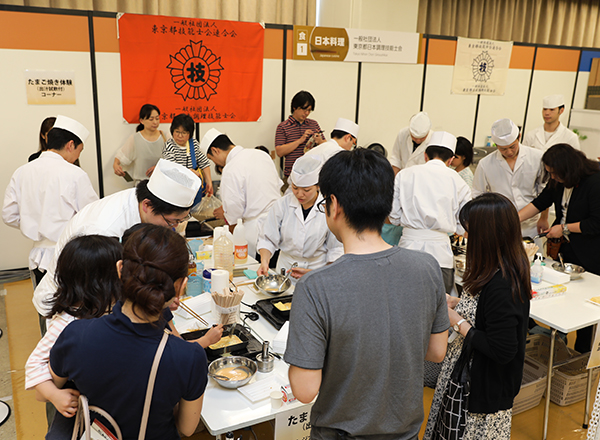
[278,262,298,290]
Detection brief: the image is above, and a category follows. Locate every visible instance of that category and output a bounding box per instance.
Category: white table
[529,270,600,440]
[174,257,307,438]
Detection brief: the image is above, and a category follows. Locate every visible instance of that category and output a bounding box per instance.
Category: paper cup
[270,390,282,409]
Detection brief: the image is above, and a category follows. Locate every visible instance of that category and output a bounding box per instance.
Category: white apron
[399,227,453,269]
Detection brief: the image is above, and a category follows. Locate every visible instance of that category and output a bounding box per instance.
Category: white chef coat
[304,139,344,162]
[221,146,282,257]
[33,188,141,316]
[389,159,471,269]
[389,128,433,170]
[257,192,343,272]
[472,145,544,237]
[2,151,98,272]
[522,123,580,152]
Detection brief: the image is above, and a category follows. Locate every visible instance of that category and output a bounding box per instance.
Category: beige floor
[1,279,595,439]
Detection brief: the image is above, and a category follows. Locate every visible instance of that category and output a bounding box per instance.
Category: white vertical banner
[451,38,513,96]
[274,403,314,440]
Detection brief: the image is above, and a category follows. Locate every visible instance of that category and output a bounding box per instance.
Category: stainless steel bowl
[552,262,586,280]
[254,274,292,295]
[208,356,257,389]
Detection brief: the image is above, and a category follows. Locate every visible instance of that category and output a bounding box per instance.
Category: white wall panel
[572,72,589,109]
[358,62,424,153]
[0,49,98,270]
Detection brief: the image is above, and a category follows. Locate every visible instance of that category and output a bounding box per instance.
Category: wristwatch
[562,223,571,236]
[453,318,467,333]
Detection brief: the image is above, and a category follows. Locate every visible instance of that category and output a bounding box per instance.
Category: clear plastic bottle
[233,219,248,264]
[214,226,234,281]
[531,258,543,284]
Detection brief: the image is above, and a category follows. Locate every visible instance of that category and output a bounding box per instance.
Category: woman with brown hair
[424,193,531,440]
[49,224,207,439]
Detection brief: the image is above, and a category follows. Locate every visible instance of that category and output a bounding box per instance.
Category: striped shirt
[275,116,322,176]
[162,138,210,171]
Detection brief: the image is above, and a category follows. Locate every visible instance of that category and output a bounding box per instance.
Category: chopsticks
[179,301,210,327]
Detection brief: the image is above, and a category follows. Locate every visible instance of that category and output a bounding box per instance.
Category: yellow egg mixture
[209,334,243,350]
[216,366,250,381]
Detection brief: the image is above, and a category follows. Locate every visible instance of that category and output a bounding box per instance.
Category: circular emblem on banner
[471,51,494,82]
[167,40,224,101]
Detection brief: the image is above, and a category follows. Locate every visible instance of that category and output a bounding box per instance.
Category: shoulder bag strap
[138,329,170,440]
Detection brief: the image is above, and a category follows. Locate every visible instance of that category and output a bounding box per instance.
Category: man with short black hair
[285,148,449,440]
[304,117,358,161]
[390,131,471,294]
[523,94,580,152]
[275,90,324,188]
[200,128,281,257]
[3,115,98,289]
[33,158,201,320]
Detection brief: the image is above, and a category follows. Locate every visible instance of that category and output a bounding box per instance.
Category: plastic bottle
[213,226,234,281]
[531,258,543,284]
[233,219,248,264]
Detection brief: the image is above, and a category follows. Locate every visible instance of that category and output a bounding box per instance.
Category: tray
[182,324,262,362]
[254,295,293,330]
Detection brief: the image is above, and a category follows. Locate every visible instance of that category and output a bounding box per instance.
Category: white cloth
[221,146,282,256]
[472,145,545,237]
[389,160,471,269]
[304,139,344,162]
[2,151,98,271]
[522,123,580,152]
[257,192,343,272]
[115,131,165,181]
[25,312,76,389]
[33,189,141,316]
[389,127,433,170]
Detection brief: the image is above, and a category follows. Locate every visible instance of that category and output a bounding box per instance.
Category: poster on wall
[118,14,264,123]
[274,403,314,440]
[293,26,419,64]
[452,38,513,95]
[25,70,76,105]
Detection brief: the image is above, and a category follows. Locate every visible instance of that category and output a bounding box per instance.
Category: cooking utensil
[206,324,249,356]
[532,232,548,240]
[179,301,210,327]
[277,262,298,290]
[254,274,292,296]
[208,373,230,381]
[208,356,257,389]
[551,262,585,280]
[558,253,566,270]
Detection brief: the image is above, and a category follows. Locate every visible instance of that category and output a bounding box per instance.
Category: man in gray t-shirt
[284,149,450,440]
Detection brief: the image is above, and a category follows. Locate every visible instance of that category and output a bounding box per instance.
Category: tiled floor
[1,279,596,439]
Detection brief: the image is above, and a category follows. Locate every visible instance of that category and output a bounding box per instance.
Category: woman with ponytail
[49,224,207,439]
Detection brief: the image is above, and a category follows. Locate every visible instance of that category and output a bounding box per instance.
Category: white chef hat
[491,118,519,146]
[334,118,359,138]
[53,115,90,144]
[199,128,223,156]
[290,154,323,187]
[543,94,565,109]
[147,159,201,208]
[409,112,431,138]
[429,131,457,154]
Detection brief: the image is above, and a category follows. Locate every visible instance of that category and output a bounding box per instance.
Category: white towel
[272,321,290,354]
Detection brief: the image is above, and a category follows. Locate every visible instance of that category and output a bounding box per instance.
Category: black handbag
[431,328,474,440]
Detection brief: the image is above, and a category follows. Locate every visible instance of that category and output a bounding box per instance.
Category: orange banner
[118,14,264,123]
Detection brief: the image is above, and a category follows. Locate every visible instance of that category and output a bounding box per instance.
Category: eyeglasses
[317,196,330,213]
[174,130,189,137]
[161,212,191,228]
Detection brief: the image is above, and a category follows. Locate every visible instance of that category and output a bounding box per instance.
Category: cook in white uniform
[389,131,471,293]
[256,155,343,279]
[389,112,433,174]
[200,129,282,257]
[33,159,200,320]
[473,118,545,237]
[304,117,359,162]
[522,94,580,152]
[2,116,98,289]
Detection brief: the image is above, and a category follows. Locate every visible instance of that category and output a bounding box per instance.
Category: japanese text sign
[293,26,419,64]
[118,14,264,123]
[452,37,513,96]
[274,403,314,440]
[25,70,75,105]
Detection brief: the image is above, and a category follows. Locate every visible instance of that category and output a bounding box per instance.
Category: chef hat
[199,128,223,156]
[147,159,201,208]
[409,112,431,138]
[429,131,456,154]
[491,118,519,146]
[53,115,90,144]
[290,154,323,187]
[334,118,359,138]
[543,94,564,109]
